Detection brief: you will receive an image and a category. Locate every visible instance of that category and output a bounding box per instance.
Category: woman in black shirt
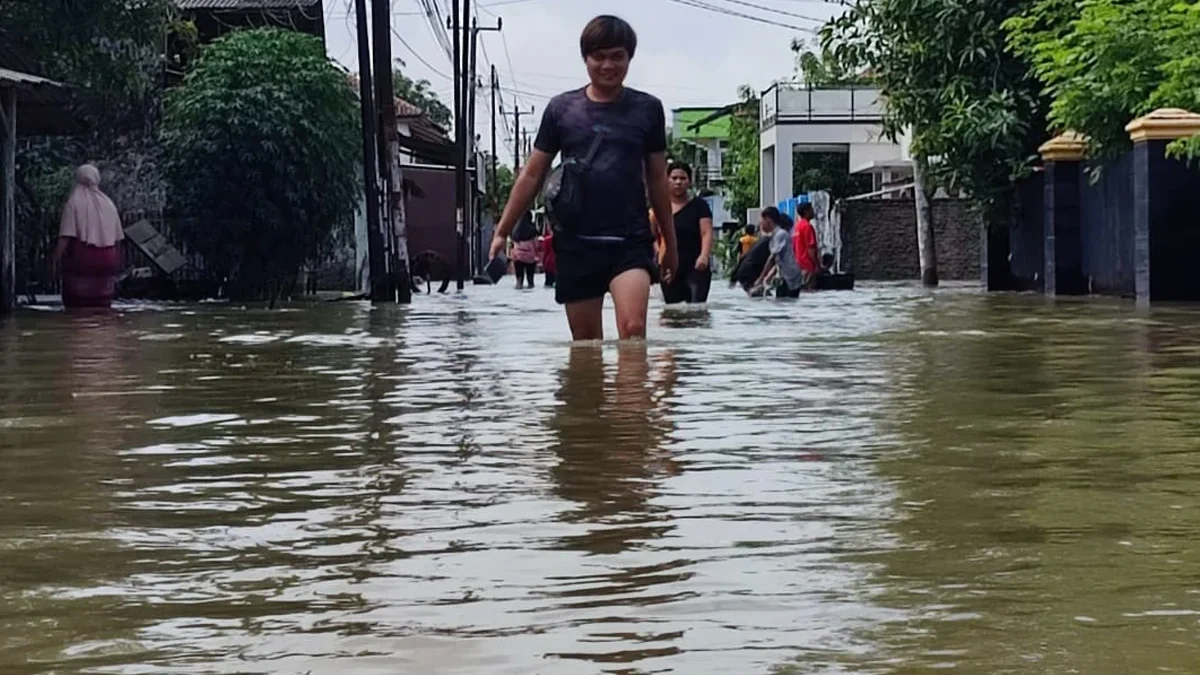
[655,161,713,304]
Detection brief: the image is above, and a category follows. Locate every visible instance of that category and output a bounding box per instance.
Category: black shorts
[661,266,712,304]
[554,239,659,305]
[776,283,802,298]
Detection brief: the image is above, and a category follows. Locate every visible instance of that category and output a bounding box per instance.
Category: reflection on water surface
[1,284,1199,673]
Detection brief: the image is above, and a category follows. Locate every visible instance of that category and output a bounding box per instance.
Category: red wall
[404,167,457,269]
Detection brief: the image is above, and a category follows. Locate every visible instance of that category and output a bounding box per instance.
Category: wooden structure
[0,66,74,315]
[124,219,188,276]
[175,0,324,38]
[171,0,325,76]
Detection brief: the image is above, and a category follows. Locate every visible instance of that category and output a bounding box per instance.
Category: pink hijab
[59,164,123,248]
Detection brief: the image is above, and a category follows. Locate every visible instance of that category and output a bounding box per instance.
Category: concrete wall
[840,199,979,281]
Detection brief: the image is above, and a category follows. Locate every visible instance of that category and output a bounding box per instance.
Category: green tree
[1151,2,1200,160]
[1006,0,1200,162]
[666,129,697,166]
[723,85,761,223]
[0,0,173,127]
[793,152,872,199]
[791,37,867,86]
[393,63,452,128]
[482,156,515,216]
[163,28,362,306]
[824,0,1048,210]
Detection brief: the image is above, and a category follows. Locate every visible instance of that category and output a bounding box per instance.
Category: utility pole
[451,0,466,291]
[371,0,412,303]
[490,64,498,200]
[465,17,501,282]
[354,0,388,303]
[506,102,534,174]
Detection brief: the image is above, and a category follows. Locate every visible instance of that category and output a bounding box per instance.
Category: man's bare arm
[495,150,553,239]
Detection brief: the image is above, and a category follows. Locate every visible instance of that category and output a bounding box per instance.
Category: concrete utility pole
[371,0,412,303]
[353,0,388,303]
[490,65,499,203]
[506,102,535,174]
[464,16,500,286]
[451,0,466,291]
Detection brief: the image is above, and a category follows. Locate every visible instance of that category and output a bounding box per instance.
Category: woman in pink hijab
[51,164,124,309]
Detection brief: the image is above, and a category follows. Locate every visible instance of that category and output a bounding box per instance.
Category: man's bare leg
[609,268,652,340]
[564,297,605,341]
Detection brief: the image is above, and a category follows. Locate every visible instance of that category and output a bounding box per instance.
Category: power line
[497,85,551,101]
[710,0,826,23]
[661,0,820,32]
[498,28,524,107]
[413,0,453,61]
[395,0,535,14]
[392,25,451,79]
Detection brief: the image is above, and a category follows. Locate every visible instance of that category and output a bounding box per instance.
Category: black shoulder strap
[581,130,604,165]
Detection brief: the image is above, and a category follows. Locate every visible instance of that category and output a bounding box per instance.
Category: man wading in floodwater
[488,15,679,340]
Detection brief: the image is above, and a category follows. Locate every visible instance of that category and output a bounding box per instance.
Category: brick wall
[840,199,980,281]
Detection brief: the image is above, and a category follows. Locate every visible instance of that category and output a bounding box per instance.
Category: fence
[992,109,1200,304]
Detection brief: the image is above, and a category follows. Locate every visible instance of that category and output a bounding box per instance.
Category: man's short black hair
[667,161,692,179]
[744,224,756,235]
[580,15,638,59]
[760,207,793,230]
[799,203,815,218]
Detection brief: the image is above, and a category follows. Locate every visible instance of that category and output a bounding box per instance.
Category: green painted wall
[672,108,731,141]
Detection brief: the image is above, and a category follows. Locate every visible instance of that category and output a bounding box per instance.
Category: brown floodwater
[2,283,1200,674]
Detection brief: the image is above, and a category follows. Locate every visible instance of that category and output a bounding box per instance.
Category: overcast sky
[322,0,841,164]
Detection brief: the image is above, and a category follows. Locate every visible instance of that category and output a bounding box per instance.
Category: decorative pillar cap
[1038,131,1087,162]
[1126,108,1200,143]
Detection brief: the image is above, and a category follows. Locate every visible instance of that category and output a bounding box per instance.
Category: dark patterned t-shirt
[534,87,667,244]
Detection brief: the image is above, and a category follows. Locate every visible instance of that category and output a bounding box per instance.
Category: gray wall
[1080,153,1136,296]
[840,199,980,281]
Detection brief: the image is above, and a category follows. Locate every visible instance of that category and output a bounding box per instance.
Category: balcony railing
[760,83,885,129]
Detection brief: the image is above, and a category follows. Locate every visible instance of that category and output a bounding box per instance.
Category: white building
[759,83,911,208]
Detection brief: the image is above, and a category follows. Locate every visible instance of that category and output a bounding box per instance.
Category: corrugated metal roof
[0,66,65,88]
[0,47,78,137]
[175,0,319,9]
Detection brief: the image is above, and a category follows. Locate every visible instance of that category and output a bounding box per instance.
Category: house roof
[395,99,425,118]
[0,67,60,88]
[345,75,453,164]
[175,0,320,9]
[395,97,453,165]
[0,43,79,136]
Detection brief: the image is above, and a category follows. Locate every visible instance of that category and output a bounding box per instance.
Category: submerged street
[2,283,1199,673]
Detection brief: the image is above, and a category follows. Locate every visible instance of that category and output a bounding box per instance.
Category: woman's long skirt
[62,240,120,309]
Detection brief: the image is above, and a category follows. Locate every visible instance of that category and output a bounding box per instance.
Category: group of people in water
[730,202,831,298]
[488,13,827,340]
